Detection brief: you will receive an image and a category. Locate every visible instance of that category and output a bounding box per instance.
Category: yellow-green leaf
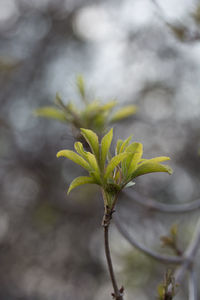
[126,143,143,176]
[68,176,96,194]
[76,75,85,99]
[119,135,133,153]
[116,139,123,155]
[86,152,100,175]
[104,152,131,179]
[57,150,90,171]
[110,105,137,122]
[139,156,170,166]
[170,224,178,237]
[74,142,88,161]
[157,284,165,299]
[122,142,143,177]
[81,128,99,159]
[131,162,173,179]
[101,100,117,111]
[34,107,66,122]
[101,128,113,168]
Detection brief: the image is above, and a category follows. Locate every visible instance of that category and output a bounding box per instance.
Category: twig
[124,190,200,213]
[114,214,184,264]
[102,204,124,300]
[104,224,123,300]
[174,217,200,283]
[188,269,198,300]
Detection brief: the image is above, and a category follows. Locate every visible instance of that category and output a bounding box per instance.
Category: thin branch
[188,269,198,300]
[124,190,200,213]
[104,225,123,300]
[174,217,200,283]
[114,214,184,264]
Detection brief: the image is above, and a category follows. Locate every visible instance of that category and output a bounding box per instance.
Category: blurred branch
[174,217,200,283]
[124,189,200,213]
[114,214,184,264]
[188,269,198,300]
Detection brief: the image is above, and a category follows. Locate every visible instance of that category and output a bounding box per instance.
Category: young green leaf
[101,128,113,168]
[34,107,66,122]
[126,143,143,176]
[119,136,132,153]
[104,152,131,179]
[57,150,91,171]
[116,139,123,155]
[74,142,89,161]
[76,75,85,100]
[131,161,173,179]
[101,100,117,111]
[81,128,99,158]
[139,156,170,166]
[110,105,137,122]
[68,176,96,194]
[86,152,100,176]
[122,142,143,177]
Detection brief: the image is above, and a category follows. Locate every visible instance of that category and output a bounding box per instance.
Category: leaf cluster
[157,270,178,300]
[57,128,172,208]
[160,224,182,256]
[34,75,137,136]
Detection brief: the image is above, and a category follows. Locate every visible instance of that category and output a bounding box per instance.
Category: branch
[124,190,200,213]
[174,217,200,283]
[104,225,124,300]
[188,269,198,300]
[114,214,184,264]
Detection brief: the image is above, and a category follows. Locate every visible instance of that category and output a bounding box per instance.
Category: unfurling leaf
[34,107,66,122]
[57,150,90,171]
[170,224,178,237]
[116,139,123,155]
[74,142,88,161]
[104,152,130,179]
[101,128,113,168]
[110,105,137,122]
[76,75,85,99]
[101,100,117,111]
[68,176,96,194]
[119,136,132,153]
[126,143,143,177]
[81,128,99,159]
[131,161,172,179]
[139,156,170,165]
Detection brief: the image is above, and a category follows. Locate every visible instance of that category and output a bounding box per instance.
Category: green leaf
[157,283,165,299]
[68,176,96,194]
[126,143,143,176]
[170,224,178,237]
[34,107,66,122]
[121,142,142,177]
[74,142,88,161]
[76,75,85,100]
[101,100,117,111]
[139,156,170,166]
[110,105,137,122]
[119,136,133,153]
[104,152,131,179]
[131,162,173,179]
[101,128,113,168]
[80,128,99,159]
[116,139,123,155]
[86,152,100,175]
[57,150,91,171]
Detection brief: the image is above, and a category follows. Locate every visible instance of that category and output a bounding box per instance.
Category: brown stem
[103,214,124,300]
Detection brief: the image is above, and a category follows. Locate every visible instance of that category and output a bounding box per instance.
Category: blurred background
[1,0,200,299]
